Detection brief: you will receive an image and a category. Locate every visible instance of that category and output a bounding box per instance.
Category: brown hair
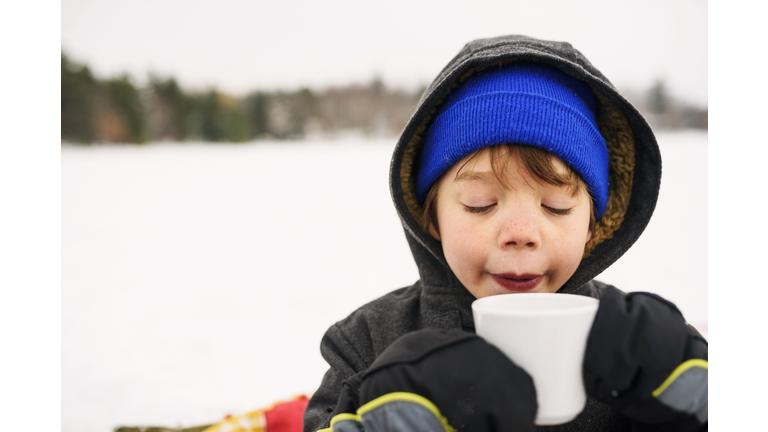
[421,144,596,237]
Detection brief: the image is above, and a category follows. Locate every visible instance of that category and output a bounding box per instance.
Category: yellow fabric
[317,412,362,432]
[652,359,709,398]
[330,413,361,425]
[201,395,306,432]
[201,409,266,432]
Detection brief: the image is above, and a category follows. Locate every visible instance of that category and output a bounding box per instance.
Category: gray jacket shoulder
[323,282,424,368]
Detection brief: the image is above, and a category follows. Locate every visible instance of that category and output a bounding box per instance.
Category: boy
[303,35,707,432]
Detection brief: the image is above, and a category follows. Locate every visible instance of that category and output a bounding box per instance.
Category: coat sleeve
[303,320,372,432]
[583,284,708,432]
[315,329,538,432]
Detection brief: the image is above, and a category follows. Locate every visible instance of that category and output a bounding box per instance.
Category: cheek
[546,229,589,292]
[551,212,592,268]
[444,234,482,266]
[439,214,488,276]
[555,224,591,250]
[443,236,487,292]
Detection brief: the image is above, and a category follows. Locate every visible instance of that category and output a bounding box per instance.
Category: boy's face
[428,149,593,298]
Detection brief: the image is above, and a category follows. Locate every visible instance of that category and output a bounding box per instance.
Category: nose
[498,207,542,250]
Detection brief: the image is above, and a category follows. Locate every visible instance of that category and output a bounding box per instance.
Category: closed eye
[463,204,496,214]
[542,205,573,216]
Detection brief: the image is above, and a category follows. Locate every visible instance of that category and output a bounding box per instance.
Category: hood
[388,35,661,294]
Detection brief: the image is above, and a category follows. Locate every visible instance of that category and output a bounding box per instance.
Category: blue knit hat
[416,62,610,219]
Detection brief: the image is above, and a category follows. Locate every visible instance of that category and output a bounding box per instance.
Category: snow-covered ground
[61,131,707,432]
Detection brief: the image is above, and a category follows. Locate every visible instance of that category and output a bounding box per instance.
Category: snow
[61,131,707,432]
[595,130,708,328]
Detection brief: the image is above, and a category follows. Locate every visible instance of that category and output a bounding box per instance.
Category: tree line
[62,52,706,145]
[636,80,708,130]
[61,52,423,144]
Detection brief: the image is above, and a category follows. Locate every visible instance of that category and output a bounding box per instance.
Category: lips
[491,273,543,292]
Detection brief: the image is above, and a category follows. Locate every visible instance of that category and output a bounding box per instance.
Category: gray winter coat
[303,35,683,432]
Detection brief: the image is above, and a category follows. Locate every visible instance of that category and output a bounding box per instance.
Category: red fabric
[264,395,309,432]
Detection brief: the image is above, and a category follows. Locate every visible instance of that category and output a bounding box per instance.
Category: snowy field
[62,131,707,432]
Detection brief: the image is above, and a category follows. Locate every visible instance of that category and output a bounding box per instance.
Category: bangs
[456,144,584,197]
[422,143,595,239]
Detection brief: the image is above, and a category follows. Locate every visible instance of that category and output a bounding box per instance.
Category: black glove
[583,286,708,431]
[325,328,537,431]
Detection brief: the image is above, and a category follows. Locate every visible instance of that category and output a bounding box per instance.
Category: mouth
[491,273,543,292]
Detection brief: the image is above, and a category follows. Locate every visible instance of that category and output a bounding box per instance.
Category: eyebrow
[453,170,494,183]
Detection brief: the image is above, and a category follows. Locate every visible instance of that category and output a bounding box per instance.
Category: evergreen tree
[105,75,148,143]
[149,76,190,140]
[243,92,271,138]
[648,79,670,116]
[226,102,250,142]
[200,89,226,141]
[61,53,97,143]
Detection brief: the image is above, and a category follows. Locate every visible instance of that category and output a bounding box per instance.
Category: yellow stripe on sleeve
[652,358,708,397]
[357,392,457,432]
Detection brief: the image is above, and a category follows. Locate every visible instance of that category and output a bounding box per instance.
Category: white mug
[472,293,599,425]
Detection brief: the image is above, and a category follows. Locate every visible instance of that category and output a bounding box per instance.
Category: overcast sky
[62,0,707,105]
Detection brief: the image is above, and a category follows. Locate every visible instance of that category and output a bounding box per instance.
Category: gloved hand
[324,328,537,432]
[583,286,708,431]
